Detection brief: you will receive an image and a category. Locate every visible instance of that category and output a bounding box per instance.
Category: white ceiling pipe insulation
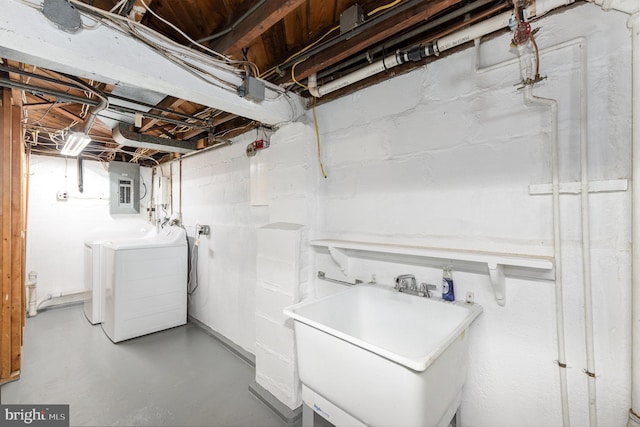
[0,0,304,126]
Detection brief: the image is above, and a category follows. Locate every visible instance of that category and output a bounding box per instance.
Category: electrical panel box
[109,161,140,214]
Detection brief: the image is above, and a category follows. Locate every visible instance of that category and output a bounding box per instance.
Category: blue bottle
[442,268,455,301]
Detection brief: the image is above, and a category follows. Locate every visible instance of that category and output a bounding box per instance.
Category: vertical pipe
[576,37,598,427]
[77,155,84,193]
[518,44,570,427]
[629,12,640,427]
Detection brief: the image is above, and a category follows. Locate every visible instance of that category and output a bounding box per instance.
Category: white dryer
[101,226,188,343]
[84,223,153,325]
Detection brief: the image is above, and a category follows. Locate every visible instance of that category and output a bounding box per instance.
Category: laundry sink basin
[284,284,482,427]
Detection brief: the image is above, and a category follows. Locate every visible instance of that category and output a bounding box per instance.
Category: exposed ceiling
[1,0,517,165]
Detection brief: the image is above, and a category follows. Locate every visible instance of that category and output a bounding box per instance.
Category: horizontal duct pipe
[113,123,198,154]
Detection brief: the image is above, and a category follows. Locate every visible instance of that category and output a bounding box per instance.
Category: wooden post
[0,87,25,384]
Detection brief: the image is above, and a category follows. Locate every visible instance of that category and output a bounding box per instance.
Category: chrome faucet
[395,274,417,292]
[395,274,437,298]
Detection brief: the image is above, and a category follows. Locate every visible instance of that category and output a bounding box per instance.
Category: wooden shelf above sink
[310,239,555,307]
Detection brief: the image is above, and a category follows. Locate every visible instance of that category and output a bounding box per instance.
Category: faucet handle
[421,283,438,298]
[394,274,416,291]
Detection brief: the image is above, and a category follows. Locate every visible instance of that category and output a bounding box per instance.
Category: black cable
[140,181,148,200]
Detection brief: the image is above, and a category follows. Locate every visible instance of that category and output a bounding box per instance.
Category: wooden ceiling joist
[210,0,307,55]
[138,97,186,132]
[129,0,153,22]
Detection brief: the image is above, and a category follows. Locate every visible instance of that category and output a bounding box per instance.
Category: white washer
[84,224,153,325]
[101,226,188,343]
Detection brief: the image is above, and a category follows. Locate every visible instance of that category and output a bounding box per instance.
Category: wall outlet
[196,224,210,236]
[56,191,69,201]
[465,291,475,304]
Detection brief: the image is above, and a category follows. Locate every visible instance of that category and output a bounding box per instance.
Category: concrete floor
[0,304,288,427]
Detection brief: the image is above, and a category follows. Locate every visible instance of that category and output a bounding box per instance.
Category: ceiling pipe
[316,0,503,81]
[0,77,100,105]
[309,11,513,97]
[277,0,427,73]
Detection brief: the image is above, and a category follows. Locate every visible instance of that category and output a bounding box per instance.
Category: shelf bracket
[488,262,506,306]
[328,246,349,275]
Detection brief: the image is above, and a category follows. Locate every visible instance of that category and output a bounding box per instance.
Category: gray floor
[0,304,288,427]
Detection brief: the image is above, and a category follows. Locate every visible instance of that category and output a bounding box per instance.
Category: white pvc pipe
[309,11,514,97]
[479,36,589,426]
[36,290,87,311]
[435,12,512,52]
[517,43,570,427]
[309,52,402,97]
[575,34,598,427]
[629,11,640,427]
[26,271,37,317]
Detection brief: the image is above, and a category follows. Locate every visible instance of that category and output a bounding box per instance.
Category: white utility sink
[284,284,482,427]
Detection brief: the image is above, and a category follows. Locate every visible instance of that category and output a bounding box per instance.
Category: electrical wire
[260,25,339,79]
[110,0,128,14]
[138,0,232,62]
[195,0,267,44]
[291,58,309,89]
[260,0,406,81]
[367,0,403,16]
[136,0,260,75]
[64,0,251,92]
[312,98,327,178]
[187,235,199,296]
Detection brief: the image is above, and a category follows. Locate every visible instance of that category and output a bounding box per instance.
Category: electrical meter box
[109,161,140,214]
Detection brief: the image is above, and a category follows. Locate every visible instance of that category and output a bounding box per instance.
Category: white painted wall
[307,4,631,427]
[26,155,151,304]
[174,5,632,424]
[177,122,316,354]
[23,3,627,425]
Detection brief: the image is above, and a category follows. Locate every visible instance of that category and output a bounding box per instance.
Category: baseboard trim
[248,380,302,426]
[187,315,255,367]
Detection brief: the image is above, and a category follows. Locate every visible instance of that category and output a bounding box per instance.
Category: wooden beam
[0,88,25,384]
[210,0,307,55]
[290,0,461,81]
[128,0,153,22]
[1,88,12,381]
[52,105,84,123]
[139,97,186,132]
[10,105,22,376]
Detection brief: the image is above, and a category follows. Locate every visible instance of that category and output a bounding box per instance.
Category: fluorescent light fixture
[60,132,91,156]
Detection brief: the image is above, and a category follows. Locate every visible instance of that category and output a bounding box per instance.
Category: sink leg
[303,404,315,427]
[449,410,459,427]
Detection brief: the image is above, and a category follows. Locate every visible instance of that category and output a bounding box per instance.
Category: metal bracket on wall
[317,271,362,286]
